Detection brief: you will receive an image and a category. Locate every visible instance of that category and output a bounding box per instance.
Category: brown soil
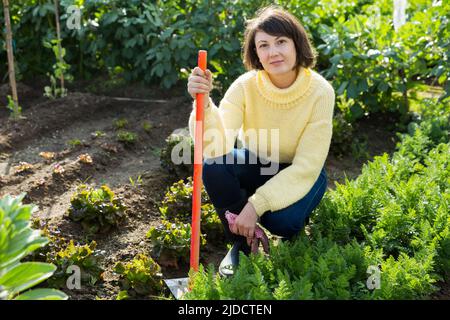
[0,81,443,300]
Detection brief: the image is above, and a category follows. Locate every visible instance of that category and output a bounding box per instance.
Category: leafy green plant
[142,120,153,132]
[92,130,106,138]
[67,139,82,147]
[46,240,104,288]
[159,178,223,243]
[129,175,142,188]
[147,220,206,267]
[113,118,128,130]
[43,39,72,99]
[6,95,22,118]
[116,130,138,145]
[185,235,373,300]
[331,111,355,157]
[0,193,68,300]
[114,253,163,296]
[160,129,194,178]
[350,136,370,162]
[66,184,126,234]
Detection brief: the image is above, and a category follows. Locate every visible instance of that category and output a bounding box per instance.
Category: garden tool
[163,50,207,300]
[225,211,270,254]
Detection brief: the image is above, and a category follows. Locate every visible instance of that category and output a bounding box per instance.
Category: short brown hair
[242,6,317,71]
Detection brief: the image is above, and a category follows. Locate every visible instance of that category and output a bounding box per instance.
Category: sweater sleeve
[188,79,245,159]
[248,87,335,217]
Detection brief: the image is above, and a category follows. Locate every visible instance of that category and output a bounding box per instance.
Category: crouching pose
[187,6,335,276]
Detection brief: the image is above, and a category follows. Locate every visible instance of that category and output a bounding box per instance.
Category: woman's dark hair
[242,6,317,71]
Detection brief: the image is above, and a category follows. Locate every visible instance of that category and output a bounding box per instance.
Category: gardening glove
[225,211,270,254]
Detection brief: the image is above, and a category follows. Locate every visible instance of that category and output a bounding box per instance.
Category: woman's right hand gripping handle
[187,67,213,109]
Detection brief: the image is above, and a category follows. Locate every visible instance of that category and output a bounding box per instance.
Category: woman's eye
[277,39,286,44]
[259,44,267,48]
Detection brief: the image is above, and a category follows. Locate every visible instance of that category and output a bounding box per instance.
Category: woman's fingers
[188,82,210,91]
[230,223,238,235]
[187,68,213,100]
[189,76,210,87]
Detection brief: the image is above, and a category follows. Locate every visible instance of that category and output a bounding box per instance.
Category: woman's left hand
[230,202,259,246]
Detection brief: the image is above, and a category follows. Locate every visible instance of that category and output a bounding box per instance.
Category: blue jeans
[202,148,328,240]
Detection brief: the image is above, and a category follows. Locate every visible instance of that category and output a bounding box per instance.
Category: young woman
[187,6,335,276]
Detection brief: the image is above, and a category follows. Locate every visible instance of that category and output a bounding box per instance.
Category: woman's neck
[267,67,299,89]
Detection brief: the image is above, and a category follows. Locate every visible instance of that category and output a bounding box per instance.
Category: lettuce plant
[160,130,194,178]
[46,240,104,288]
[67,184,126,234]
[147,220,206,266]
[159,178,223,243]
[114,253,163,296]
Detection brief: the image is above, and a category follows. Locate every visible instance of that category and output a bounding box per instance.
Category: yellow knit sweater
[188,66,335,217]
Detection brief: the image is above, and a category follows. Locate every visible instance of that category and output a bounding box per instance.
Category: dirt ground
[1,81,446,300]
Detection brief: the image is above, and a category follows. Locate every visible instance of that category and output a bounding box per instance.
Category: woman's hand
[187,67,213,109]
[230,202,259,246]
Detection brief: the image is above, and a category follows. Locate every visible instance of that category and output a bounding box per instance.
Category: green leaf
[0,262,56,296]
[378,82,389,92]
[116,290,129,300]
[342,51,353,60]
[103,12,119,26]
[357,79,369,93]
[347,81,359,99]
[337,81,348,95]
[330,54,341,64]
[14,288,68,300]
[350,103,365,120]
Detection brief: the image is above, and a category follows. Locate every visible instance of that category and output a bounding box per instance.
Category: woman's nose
[268,47,280,58]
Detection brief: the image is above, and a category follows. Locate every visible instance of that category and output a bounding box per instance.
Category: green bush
[66,185,126,234]
[3,0,447,125]
[0,194,68,300]
[331,110,355,157]
[185,236,374,300]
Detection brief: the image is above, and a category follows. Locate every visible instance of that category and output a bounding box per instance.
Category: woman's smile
[270,60,284,65]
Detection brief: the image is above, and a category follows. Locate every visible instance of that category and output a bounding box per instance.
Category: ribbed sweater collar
[255,66,314,107]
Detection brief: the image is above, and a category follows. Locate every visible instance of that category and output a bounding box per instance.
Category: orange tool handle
[190,50,207,272]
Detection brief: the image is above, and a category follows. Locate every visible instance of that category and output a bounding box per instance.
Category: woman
[187,6,335,277]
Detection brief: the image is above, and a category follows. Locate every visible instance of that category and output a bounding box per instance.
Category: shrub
[185,235,372,300]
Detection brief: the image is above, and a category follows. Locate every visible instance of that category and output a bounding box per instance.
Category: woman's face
[254,31,297,75]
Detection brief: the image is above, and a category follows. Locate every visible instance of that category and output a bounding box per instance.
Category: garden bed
[1,81,440,300]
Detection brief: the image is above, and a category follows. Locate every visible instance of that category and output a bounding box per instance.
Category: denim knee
[260,212,305,239]
[202,155,228,185]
